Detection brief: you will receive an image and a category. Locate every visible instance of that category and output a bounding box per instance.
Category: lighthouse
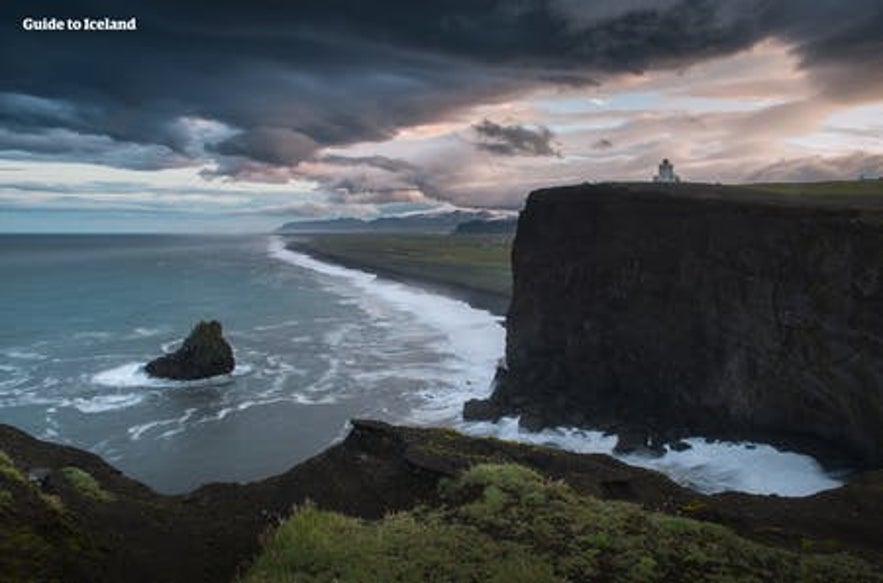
[653,159,680,183]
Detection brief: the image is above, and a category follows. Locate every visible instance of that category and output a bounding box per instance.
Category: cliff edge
[467,182,883,467]
[3,420,883,580]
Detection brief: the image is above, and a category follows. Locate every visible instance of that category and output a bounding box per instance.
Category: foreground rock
[145,320,234,380]
[1,420,883,581]
[467,183,883,468]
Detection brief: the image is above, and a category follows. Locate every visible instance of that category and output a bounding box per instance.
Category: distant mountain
[276,209,513,234]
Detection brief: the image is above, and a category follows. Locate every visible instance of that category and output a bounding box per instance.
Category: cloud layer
[1,0,882,218]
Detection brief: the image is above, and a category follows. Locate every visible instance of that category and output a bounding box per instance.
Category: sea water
[0,234,842,496]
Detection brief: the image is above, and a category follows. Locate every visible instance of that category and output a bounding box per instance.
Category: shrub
[61,467,114,502]
[0,450,26,485]
[242,464,882,582]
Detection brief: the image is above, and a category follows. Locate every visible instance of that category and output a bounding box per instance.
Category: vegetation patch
[0,449,26,485]
[243,464,881,582]
[293,233,513,297]
[40,492,65,513]
[0,488,12,511]
[61,467,114,502]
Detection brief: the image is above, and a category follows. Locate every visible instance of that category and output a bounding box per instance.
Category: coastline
[283,237,512,317]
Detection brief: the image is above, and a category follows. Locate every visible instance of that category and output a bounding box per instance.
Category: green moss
[0,449,26,485]
[242,464,882,582]
[0,487,12,511]
[40,492,65,513]
[61,467,114,502]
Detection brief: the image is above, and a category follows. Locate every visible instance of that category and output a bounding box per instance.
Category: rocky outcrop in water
[465,183,883,468]
[145,320,234,380]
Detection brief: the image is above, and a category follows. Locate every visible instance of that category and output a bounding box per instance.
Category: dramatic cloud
[1,0,882,226]
[472,120,560,157]
[747,153,883,183]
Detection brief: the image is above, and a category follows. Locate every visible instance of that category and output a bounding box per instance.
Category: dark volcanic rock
[462,397,503,421]
[472,183,883,468]
[2,420,883,581]
[145,320,234,380]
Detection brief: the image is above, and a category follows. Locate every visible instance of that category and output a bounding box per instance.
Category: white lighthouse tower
[653,159,680,183]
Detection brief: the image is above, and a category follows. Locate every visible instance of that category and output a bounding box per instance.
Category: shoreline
[283,238,511,317]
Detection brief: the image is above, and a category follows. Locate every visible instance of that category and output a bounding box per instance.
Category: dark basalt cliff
[467,183,883,467]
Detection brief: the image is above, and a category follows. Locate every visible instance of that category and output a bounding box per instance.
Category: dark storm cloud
[1,0,881,180]
[473,120,560,157]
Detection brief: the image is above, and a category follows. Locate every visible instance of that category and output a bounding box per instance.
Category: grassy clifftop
[243,464,881,582]
[285,233,512,314]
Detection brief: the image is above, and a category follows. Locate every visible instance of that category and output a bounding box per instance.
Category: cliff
[467,183,883,467]
[2,421,883,580]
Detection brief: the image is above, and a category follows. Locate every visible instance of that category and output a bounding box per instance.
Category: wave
[71,392,146,414]
[268,237,503,423]
[462,417,842,496]
[91,361,252,389]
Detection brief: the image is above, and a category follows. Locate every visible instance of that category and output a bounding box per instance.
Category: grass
[61,467,114,503]
[0,449,26,485]
[242,464,881,582]
[0,488,12,511]
[746,180,883,198]
[290,233,513,298]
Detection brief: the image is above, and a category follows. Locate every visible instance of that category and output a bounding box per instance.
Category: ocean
[0,234,843,496]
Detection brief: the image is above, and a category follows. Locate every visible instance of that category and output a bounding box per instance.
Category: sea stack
[466,182,883,468]
[145,320,235,380]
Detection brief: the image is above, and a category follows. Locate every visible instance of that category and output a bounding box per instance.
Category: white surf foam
[71,392,145,413]
[128,408,198,440]
[91,361,251,389]
[161,340,182,354]
[4,349,47,361]
[462,417,842,496]
[269,237,503,422]
[131,327,164,338]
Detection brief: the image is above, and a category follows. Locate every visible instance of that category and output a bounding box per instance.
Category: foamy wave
[161,340,182,354]
[128,408,197,440]
[269,236,503,421]
[4,349,47,361]
[73,331,113,341]
[462,417,841,497]
[0,366,28,392]
[626,438,842,496]
[92,362,251,389]
[71,392,145,413]
[131,327,165,338]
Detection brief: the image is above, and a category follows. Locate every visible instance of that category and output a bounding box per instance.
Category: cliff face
[476,183,883,466]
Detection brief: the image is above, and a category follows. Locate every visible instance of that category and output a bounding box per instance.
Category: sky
[1,0,882,232]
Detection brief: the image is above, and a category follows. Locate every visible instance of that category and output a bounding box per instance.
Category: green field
[747,180,883,198]
[287,233,513,301]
